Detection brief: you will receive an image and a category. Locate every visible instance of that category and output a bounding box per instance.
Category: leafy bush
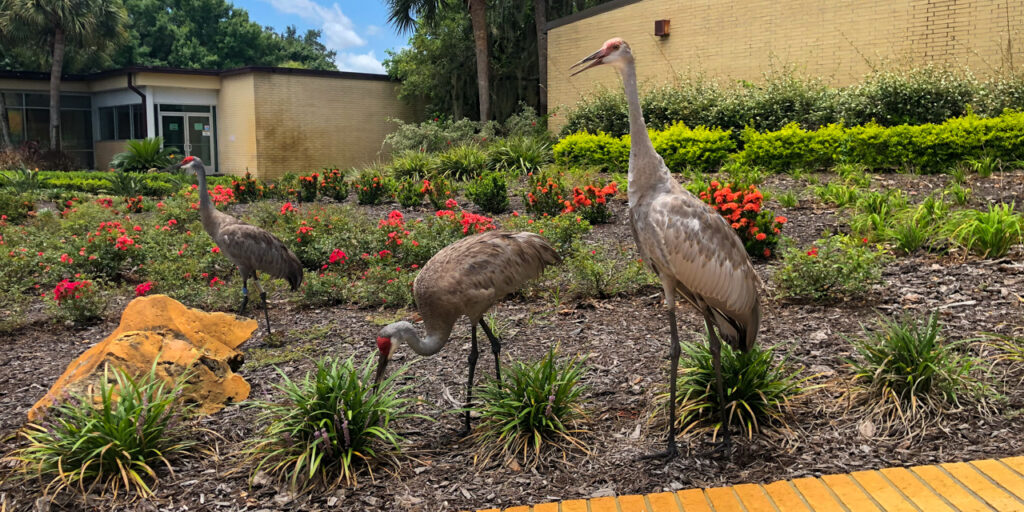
[564,182,617,225]
[9,364,194,498]
[698,181,786,258]
[503,212,592,254]
[0,191,36,222]
[354,168,394,205]
[0,168,42,193]
[47,279,105,324]
[738,122,844,171]
[651,123,736,171]
[231,171,266,203]
[487,136,552,173]
[109,137,179,172]
[319,168,349,202]
[245,356,422,489]
[295,172,319,202]
[384,116,487,153]
[470,348,587,467]
[435,145,488,179]
[847,311,990,433]
[775,236,885,302]
[562,244,654,299]
[946,203,1023,258]
[394,177,426,207]
[663,342,809,440]
[466,171,509,214]
[552,132,628,171]
[390,150,437,180]
[522,171,568,217]
[422,174,459,209]
[837,67,977,126]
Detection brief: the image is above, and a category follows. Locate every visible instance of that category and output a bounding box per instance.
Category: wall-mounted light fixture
[655,19,670,37]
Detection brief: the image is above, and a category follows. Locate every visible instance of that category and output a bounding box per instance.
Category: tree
[0,0,128,150]
[386,0,492,121]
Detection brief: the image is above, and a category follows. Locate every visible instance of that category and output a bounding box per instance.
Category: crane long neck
[194,166,217,236]
[620,60,655,155]
[404,322,450,357]
[619,59,672,200]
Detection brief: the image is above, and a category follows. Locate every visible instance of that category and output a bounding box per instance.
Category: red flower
[211,247,220,253]
[763,248,771,258]
[280,202,297,214]
[135,281,153,296]
[755,232,767,241]
[209,277,223,287]
[862,237,869,244]
[775,216,788,224]
[329,249,348,265]
[807,247,819,257]
[445,198,459,209]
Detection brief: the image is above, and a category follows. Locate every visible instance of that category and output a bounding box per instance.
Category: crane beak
[372,354,389,392]
[570,48,606,76]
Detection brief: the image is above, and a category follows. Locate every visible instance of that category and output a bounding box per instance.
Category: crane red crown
[376,336,392,355]
[181,156,195,164]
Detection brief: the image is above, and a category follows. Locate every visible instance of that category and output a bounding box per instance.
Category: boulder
[29,294,259,421]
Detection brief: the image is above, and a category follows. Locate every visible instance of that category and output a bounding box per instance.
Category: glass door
[160,115,185,156]
[186,114,213,166]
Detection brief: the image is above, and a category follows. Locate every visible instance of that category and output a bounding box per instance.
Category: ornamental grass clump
[662,342,811,440]
[945,202,1022,259]
[846,311,992,436]
[244,356,424,490]
[470,348,587,467]
[8,364,195,498]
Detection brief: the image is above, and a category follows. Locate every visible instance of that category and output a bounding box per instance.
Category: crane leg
[252,278,272,335]
[703,315,732,459]
[238,278,249,315]
[478,319,502,381]
[460,323,480,438]
[640,294,680,461]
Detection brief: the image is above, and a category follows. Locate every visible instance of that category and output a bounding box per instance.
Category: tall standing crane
[570,38,761,458]
[175,156,303,335]
[374,230,560,435]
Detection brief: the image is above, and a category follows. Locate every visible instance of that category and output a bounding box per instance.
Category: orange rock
[29,295,259,421]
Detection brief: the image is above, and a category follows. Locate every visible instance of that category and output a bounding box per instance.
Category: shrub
[344,261,417,307]
[503,212,592,254]
[558,86,629,137]
[421,174,459,209]
[698,181,786,258]
[0,191,36,222]
[231,171,266,203]
[651,123,736,171]
[562,244,654,299]
[663,342,810,440]
[0,168,42,193]
[394,177,426,207]
[552,131,629,171]
[487,136,553,174]
[522,171,568,217]
[9,364,195,498]
[390,151,437,180]
[946,203,1023,258]
[837,67,977,126]
[48,279,105,323]
[565,182,617,224]
[109,137,179,172]
[436,145,488,179]
[847,311,990,434]
[293,172,319,202]
[470,348,587,467]
[245,356,422,489]
[738,122,844,171]
[775,236,884,302]
[354,169,394,205]
[384,116,486,153]
[319,168,349,202]
[466,171,509,214]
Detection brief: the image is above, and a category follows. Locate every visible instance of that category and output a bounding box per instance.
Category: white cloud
[263,0,365,50]
[337,51,385,74]
[365,25,381,36]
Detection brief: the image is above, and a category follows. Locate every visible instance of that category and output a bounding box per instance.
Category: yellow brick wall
[216,74,259,176]
[250,73,419,180]
[547,0,1024,131]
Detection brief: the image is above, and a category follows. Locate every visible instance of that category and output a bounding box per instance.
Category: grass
[776,189,800,208]
[846,311,992,436]
[947,203,1023,258]
[6,364,195,498]
[470,348,588,468]
[243,356,425,490]
[662,340,812,440]
[813,181,859,207]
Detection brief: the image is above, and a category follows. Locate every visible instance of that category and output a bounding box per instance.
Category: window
[0,90,93,167]
[158,104,211,113]
[98,104,144,140]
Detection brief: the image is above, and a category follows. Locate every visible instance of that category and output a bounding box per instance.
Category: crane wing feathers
[216,224,303,284]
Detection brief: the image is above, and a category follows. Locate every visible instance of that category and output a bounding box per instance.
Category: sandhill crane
[174,156,303,335]
[571,38,761,459]
[374,230,560,435]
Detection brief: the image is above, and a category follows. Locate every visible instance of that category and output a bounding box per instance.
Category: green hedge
[553,124,734,172]
[738,112,1024,172]
[0,170,237,196]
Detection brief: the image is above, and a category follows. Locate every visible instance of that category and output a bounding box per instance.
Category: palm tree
[387,0,491,122]
[0,0,127,151]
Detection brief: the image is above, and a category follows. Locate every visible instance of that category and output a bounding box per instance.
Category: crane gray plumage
[375,230,560,435]
[175,156,302,335]
[571,38,761,459]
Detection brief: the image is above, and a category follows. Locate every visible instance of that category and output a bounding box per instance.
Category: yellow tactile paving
[676,488,711,512]
[732,483,775,512]
[475,457,1024,512]
[878,467,954,512]
[972,459,1024,500]
[850,470,917,512]
[942,461,1022,511]
[647,491,681,512]
[762,480,812,511]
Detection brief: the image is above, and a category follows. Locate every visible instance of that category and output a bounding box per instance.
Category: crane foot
[637,442,679,461]
[700,437,733,459]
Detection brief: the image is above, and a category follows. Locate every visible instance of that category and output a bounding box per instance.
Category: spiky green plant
[109,137,179,172]
[8,364,195,498]
[663,341,811,440]
[104,172,146,197]
[470,348,587,467]
[847,312,991,433]
[244,356,424,490]
[776,190,799,208]
[835,162,871,187]
[887,216,934,255]
[947,203,1023,258]
[948,164,969,184]
[967,154,1001,178]
[944,182,972,206]
[0,168,41,192]
[390,150,437,180]
[813,181,859,207]
[487,136,553,174]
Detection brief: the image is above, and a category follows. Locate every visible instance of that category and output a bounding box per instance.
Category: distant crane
[570,38,761,458]
[174,156,303,335]
[374,230,560,435]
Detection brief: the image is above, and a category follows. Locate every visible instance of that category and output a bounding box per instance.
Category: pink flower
[445,198,458,209]
[135,281,153,296]
[328,249,348,265]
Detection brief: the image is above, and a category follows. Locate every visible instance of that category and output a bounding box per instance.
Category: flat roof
[0,65,396,83]
[546,0,644,31]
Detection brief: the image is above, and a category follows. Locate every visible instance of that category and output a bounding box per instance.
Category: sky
[235,0,408,74]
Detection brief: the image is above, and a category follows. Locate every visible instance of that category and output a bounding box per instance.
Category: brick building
[0,67,419,178]
[547,0,1024,131]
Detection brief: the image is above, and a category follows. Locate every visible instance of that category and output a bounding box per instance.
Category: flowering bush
[394,178,426,207]
[354,170,393,205]
[465,171,509,214]
[232,171,266,203]
[319,168,349,202]
[48,279,105,323]
[135,281,154,296]
[434,209,497,236]
[699,181,786,258]
[422,175,458,210]
[503,211,592,253]
[523,171,567,217]
[296,173,319,202]
[564,182,617,224]
[123,195,145,213]
[775,236,886,302]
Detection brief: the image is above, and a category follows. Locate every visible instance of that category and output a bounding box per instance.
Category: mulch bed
[1,171,1022,511]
